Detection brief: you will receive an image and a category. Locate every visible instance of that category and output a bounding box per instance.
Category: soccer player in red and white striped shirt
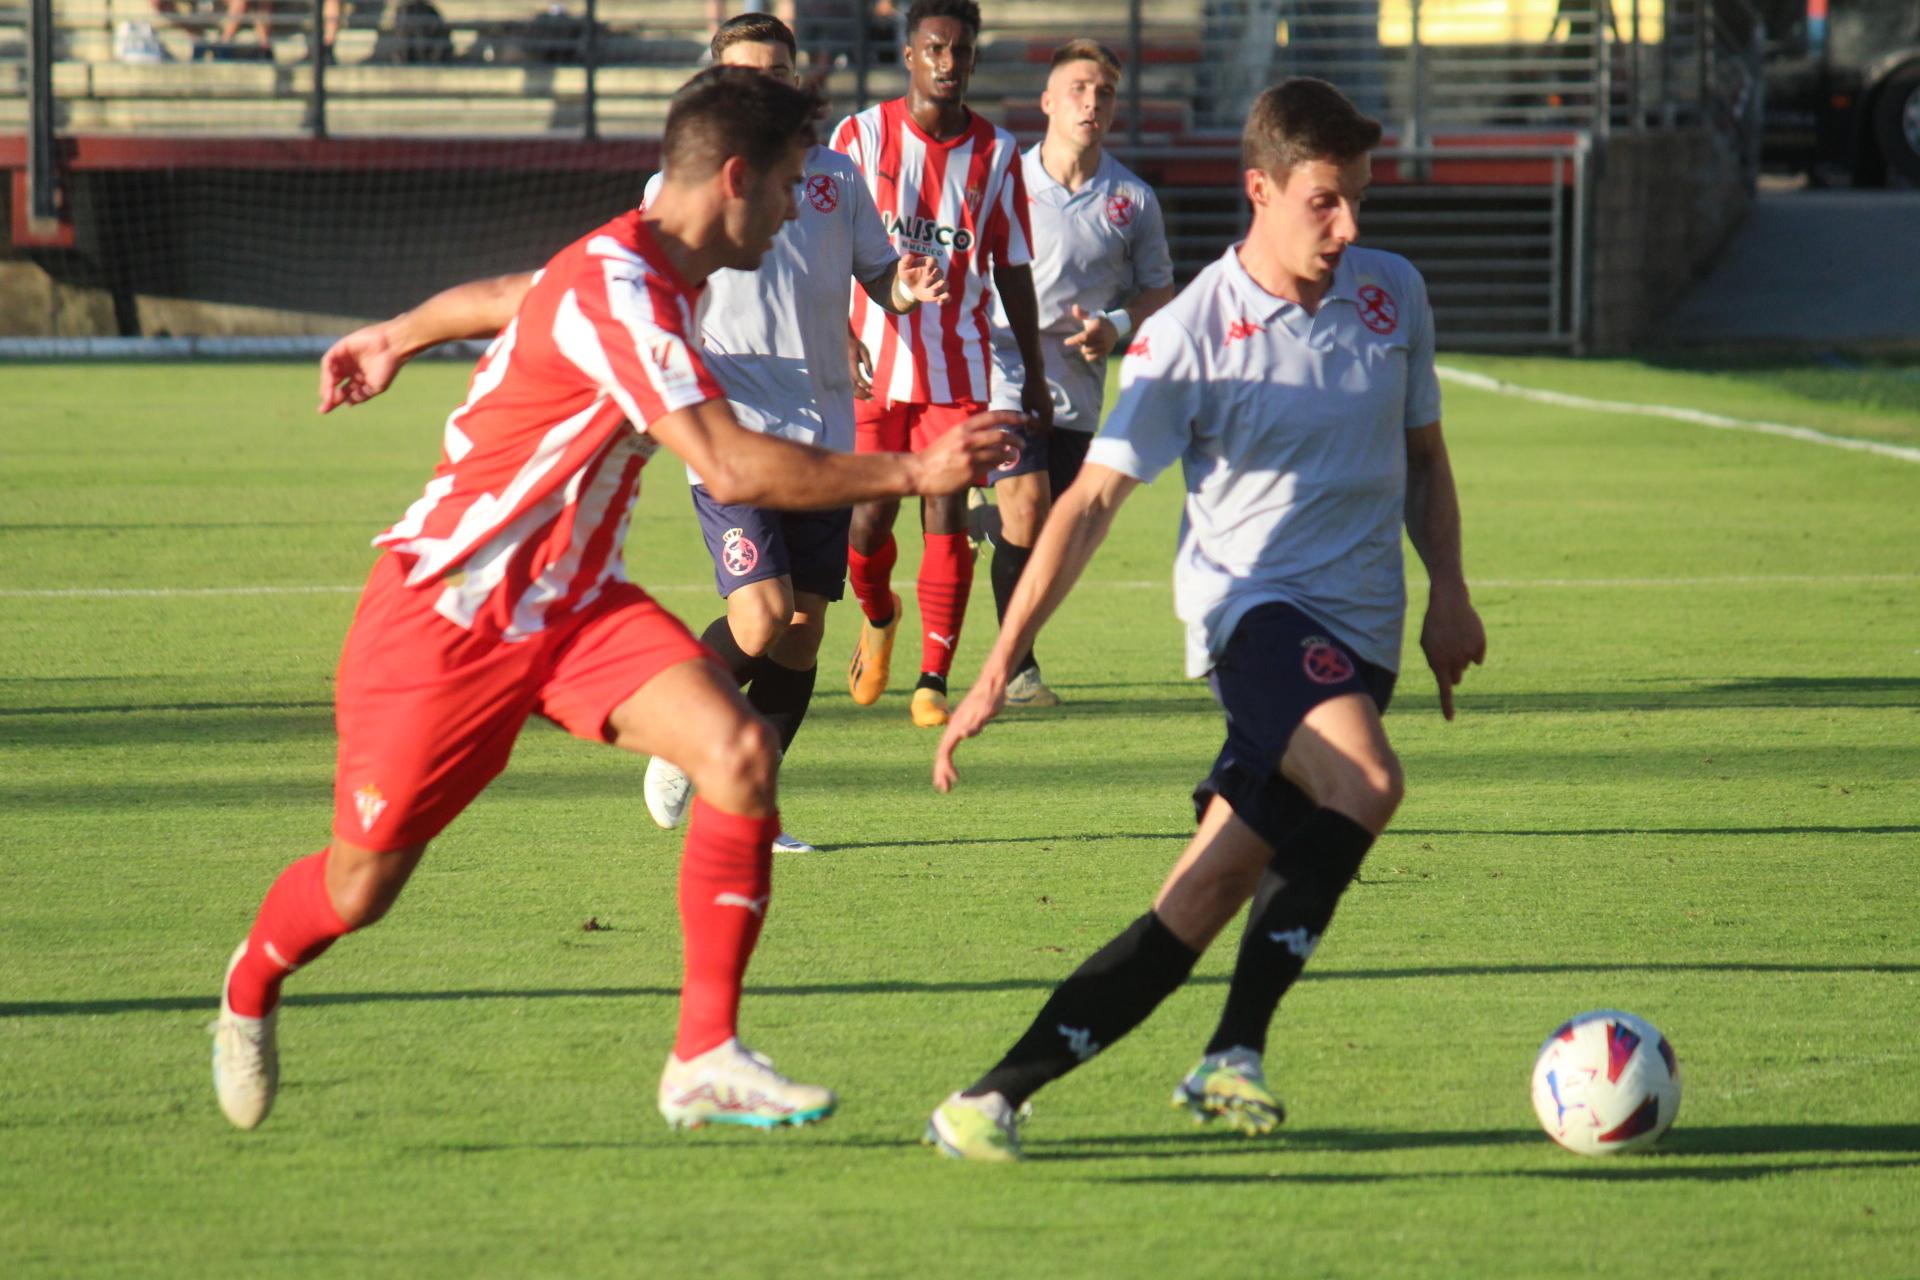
[209,67,1017,1136]
[833,0,1052,729]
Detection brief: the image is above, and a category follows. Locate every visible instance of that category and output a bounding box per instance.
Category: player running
[833,0,1052,729]
[318,15,951,857]
[213,67,1016,1136]
[922,78,1487,1160]
[979,38,1175,708]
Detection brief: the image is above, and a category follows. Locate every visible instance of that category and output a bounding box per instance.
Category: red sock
[918,532,974,678]
[225,850,351,1018]
[675,798,778,1060]
[846,534,898,625]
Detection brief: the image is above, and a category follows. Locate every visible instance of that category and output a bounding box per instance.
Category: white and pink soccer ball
[1530,1010,1682,1155]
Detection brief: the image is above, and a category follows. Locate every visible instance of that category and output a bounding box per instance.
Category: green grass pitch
[1,354,1916,1277]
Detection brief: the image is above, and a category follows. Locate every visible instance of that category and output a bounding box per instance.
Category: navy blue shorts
[689,486,851,602]
[980,420,1048,485]
[1193,601,1396,849]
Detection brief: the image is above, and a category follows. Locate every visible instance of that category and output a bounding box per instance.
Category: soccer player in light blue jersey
[924,78,1487,1161]
[979,39,1176,708]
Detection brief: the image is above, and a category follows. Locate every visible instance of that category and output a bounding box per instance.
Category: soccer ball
[1530,1010,1681,1155]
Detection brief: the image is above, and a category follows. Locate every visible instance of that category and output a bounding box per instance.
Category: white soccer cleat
[643,755,693,830]
[210,942,278,1130]
[1003,666,1062,709]
[770,830,818,854]
[658,1038,837,1130]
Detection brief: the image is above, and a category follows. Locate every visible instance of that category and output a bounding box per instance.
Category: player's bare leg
[214,834,426,1129]
[610,660,837,1129]
[847,498,903,705]
[1177,692,1403,1132]
[987,470,1060,708]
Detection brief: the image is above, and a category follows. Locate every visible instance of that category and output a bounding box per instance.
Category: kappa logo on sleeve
[1223,318,1264,348]
[1357,284,1399,335]
[1124,337,1151,360]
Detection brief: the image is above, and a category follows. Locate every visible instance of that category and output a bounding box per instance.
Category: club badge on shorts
[1301,636,1356,685]
[721,527,760,577]
[354,783,388,833]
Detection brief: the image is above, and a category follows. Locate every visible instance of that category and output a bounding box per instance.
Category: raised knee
[700,714,780,797]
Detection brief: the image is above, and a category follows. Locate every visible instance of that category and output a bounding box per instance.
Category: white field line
[4,573,1916,600]
[1435,364,1920,464]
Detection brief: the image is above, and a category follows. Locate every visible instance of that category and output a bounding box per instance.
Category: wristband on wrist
[1102,308,1133,339]
[892,272,917,311]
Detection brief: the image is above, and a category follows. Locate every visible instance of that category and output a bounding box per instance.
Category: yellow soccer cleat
[1003,666,1062,709]
[910,686,950,728]
[924,1091,1024,1162]
[1172,1047,1286,1136]
[848,591,901,706]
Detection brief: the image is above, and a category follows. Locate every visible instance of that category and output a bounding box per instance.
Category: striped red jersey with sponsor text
[831,99,1032,405]
[373,210,725,639]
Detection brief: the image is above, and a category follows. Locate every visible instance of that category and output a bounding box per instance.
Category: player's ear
[1243,167,1271,208]
[720,154,752,202]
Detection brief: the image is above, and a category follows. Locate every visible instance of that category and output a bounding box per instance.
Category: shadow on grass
[1071,1125,1920,1177]
[9,962,1915,1020]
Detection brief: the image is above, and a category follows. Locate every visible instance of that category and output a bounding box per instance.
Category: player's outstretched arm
[317,272,534,414]
[649,398,1021,512]
[991,261,1053,432]
[934,463,1138,792]
[1062,283,1177,362]
[1405,421,1486,720]
[859,252,950,314]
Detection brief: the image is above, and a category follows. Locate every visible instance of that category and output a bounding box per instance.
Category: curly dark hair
[906,0,981,38]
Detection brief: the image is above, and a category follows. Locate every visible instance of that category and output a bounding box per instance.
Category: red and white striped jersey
[831,99,1032,405]
[374,209,725,639]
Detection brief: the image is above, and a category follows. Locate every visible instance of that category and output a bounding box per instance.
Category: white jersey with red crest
[831,99,1032,405]
[374,209,725,640]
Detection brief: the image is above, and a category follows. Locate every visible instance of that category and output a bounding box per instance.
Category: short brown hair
[1242,78,1382,180]
[710,11,795,63]
[664,66,819,182]
[1050,38,1121,80]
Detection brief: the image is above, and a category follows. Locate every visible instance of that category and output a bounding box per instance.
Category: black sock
[1203,808,1375,1057]
[746,660,816,754]
[699,615,763,686]
[990,538,1038,676]
[915,671,947,695]
[966,911,1199,1107]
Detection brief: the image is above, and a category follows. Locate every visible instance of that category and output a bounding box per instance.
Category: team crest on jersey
[1357,284,1398,335]
[1105,193,1135,228]
[804,173,839,213]
[721,527,760,577]
[1301,636,1356,685]
[353,784,388,833]
[964,182,986,214]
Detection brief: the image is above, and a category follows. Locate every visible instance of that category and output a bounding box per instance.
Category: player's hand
[896,253,950,308]
[1019,378,1053,435]
[849,332,873,401]
[911,410,1024,494]
[1062,303,1118,362]
[319,322,405,414]
[1419,586,1486,721]
[933,669,1009,792]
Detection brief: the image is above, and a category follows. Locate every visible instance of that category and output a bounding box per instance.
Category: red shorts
[331,554,710,852]
[854,398,988,454]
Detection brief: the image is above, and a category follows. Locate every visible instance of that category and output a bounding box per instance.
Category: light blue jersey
[1089,244,1442,677]
[988,147,1173,431]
